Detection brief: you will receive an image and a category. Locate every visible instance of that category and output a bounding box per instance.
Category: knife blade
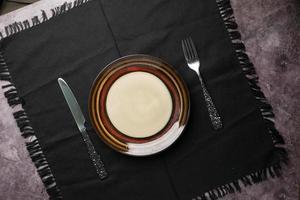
[58,78,86,132]
[57,78,108,179]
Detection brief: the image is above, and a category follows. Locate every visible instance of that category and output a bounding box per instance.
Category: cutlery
[181,37,223,130]
[58,78,108,179]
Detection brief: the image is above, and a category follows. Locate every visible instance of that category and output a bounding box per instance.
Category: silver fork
[181,37,222,130]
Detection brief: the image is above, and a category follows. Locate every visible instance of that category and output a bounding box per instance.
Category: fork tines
[181,37,199,62]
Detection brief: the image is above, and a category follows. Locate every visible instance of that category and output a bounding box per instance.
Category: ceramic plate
[89,54,189,156]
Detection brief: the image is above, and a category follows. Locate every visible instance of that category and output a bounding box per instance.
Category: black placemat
[0,0,287,199]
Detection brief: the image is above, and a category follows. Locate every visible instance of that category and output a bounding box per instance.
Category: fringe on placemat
[0,0,91,39]
[0,0,94,198]
[191,0,289,200]
[0,51,63,199]
[192,153,288,200]
[216,0,287,147]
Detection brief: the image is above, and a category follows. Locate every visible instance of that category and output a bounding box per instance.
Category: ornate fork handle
[197,74,223,130]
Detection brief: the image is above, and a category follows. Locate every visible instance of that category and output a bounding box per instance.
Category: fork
[181,37,223,130]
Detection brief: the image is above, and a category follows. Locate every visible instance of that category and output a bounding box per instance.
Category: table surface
[0,0,299,199]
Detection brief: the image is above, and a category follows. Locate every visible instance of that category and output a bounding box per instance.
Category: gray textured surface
[0,0,299,199]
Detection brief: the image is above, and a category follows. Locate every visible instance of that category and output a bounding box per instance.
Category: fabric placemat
[0,0,288,199]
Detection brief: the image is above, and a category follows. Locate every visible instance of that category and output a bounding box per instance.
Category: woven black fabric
[0,0,287,199]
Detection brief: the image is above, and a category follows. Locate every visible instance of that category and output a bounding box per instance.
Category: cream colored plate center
[105,71,173,138]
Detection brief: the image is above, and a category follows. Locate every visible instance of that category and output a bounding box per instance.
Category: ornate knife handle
[81,127,108,179]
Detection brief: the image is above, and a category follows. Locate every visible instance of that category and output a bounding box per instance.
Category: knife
[57,78,108,180]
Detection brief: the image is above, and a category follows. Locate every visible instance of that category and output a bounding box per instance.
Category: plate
[89,54,190,156]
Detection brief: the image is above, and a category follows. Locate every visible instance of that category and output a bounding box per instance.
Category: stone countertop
[0,0,299,199]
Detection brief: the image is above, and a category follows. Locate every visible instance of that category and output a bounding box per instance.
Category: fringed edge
[216,0,287,147]
[0,51,63,199]
[192,148,288,200]
[191,0,289,199]
[191,154,289,197]
[0,0,91,40]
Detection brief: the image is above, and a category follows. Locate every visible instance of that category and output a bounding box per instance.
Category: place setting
[56,37,223,180]
[0,0,288,199]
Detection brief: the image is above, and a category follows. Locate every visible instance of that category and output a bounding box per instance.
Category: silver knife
[58,78,108,180]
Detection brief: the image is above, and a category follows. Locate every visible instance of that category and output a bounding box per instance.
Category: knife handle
[81,127,108,180]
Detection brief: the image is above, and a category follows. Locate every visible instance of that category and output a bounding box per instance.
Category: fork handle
[198,75,223,130]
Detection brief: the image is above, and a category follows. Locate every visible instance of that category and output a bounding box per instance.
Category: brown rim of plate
[88,54,190,156]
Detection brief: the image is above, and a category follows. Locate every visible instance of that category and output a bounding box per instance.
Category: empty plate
[89,54,189,156]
